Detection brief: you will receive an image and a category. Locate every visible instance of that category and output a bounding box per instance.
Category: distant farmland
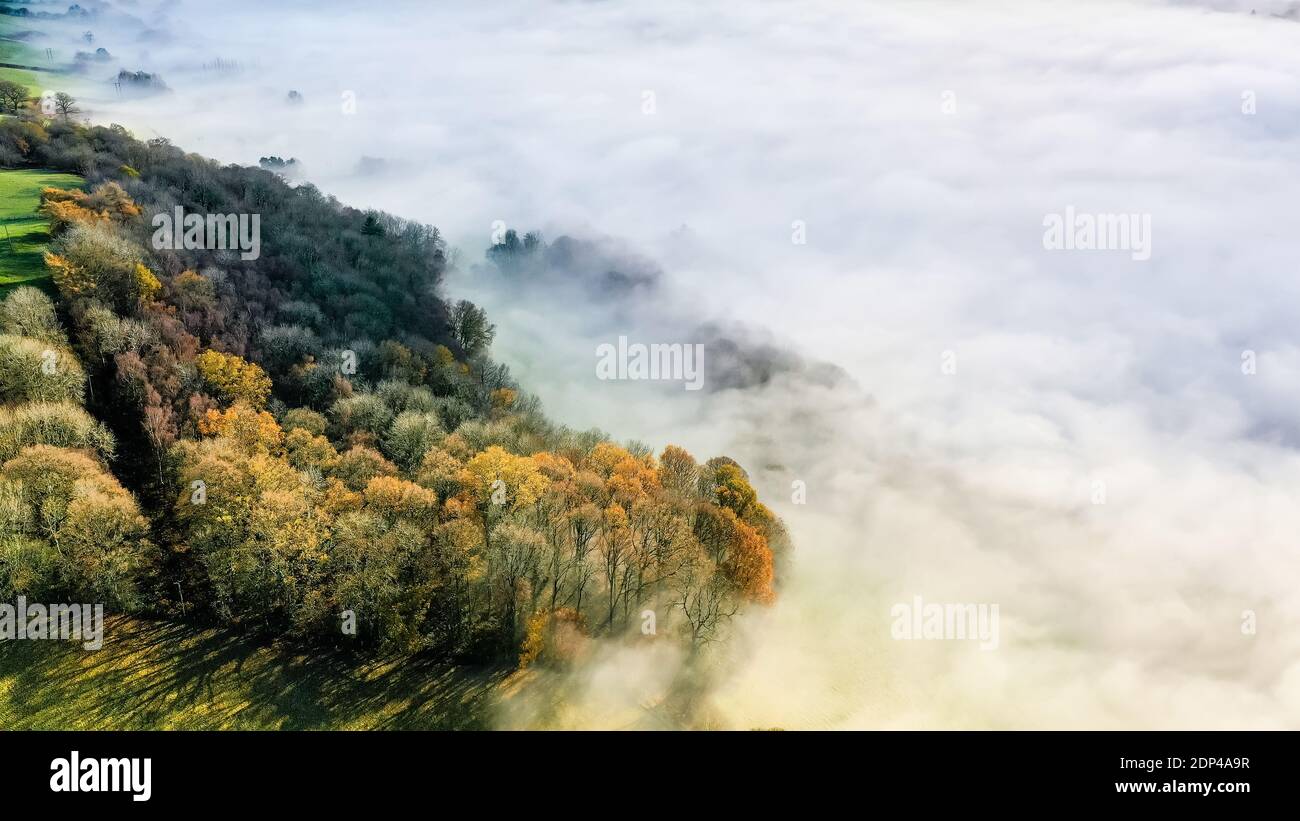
[0,36,48,93]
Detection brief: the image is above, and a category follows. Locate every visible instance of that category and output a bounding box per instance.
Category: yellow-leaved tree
[194,350,273,408]
[459,445,549,551]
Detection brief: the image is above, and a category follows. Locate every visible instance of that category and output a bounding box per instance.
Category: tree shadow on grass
[0,616,509,730]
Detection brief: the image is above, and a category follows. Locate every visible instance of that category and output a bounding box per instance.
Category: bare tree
[672,550,739,649]
[567,504,599,618]
[599,511,631,630]
[53,92,79,120]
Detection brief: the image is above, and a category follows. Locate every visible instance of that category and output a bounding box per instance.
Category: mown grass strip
[0,168,83,294]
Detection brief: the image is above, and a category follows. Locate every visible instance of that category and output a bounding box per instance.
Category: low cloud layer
[43,0,1300,727]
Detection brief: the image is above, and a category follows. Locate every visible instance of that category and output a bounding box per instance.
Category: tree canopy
[0,112,790,664]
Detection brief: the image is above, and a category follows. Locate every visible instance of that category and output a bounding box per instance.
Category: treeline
[0,110,789,663]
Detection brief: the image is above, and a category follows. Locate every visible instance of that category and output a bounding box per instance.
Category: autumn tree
[329,392,393,445]
[324,509,427,648]
[331,445,398,491]
[0,401,114,463]
[658,445,699,499]
[382,410,444,472]
[0,286,67,346]
[44,222,159,310]
[492,521,545,643]
[172,434,327,627]
[0,335,85,405]
[40,183,140,233]
[460,445,548,552]
[170,270,217,314]
[597,502,632,629]
[198,402,284,455]
[73,301,156,366]
[194,350,273,408]
[0,113,795,661]
[529,452,579,611]
[281,407,328,436]
[285,426,341,474]
[703,457,758,517]
[0,445,153,607]
[459,446,548,637]
[566,499,601,619]
[693,503,775,604]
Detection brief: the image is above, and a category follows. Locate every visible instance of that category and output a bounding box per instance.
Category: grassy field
[0,615,510,729]
[0,37,45,93]
[0,168,82,294]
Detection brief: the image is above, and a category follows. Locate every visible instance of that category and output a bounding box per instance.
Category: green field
[0,37,44,93]
[0,615,508,729]
[0,168,82,294]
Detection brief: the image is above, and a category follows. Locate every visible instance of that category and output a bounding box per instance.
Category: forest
[0,107,789,666]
